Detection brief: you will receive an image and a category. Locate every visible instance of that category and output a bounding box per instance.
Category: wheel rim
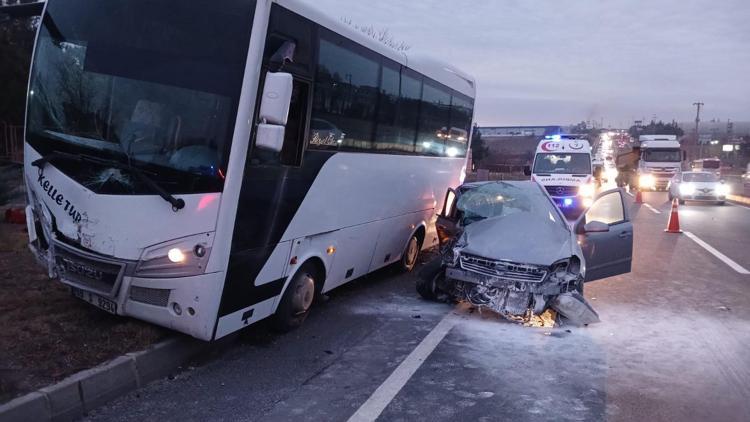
[405,238,418,267]
[291,273,315,315]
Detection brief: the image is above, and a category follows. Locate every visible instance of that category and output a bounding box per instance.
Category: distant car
[668,171,730,205]
[417,181,633,324]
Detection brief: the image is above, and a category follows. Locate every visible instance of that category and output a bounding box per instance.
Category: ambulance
[525,135,595,217]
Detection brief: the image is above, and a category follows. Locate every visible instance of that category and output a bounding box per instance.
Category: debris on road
[549,292,600,326]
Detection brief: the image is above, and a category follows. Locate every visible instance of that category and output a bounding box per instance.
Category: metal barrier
[465,171,528,183]
[1,121,24,163]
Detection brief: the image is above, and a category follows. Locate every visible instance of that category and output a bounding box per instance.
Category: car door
[575,188,633,282]
[435,188,459,247]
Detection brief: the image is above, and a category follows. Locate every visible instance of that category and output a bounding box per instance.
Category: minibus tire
[400,235,420,272]
[272,263,318,332]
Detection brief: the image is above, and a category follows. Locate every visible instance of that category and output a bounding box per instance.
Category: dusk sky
[307,0,750,128]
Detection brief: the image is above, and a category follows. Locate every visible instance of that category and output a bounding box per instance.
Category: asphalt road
[86,193,750,422]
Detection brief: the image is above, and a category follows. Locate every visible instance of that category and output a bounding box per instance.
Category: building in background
[476,126,563,172]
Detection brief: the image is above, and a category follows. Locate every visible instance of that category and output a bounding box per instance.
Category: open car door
[435,188,459,248]
[575,188,633,282]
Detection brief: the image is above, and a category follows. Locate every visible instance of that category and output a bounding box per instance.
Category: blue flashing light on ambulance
[524,135,595,217]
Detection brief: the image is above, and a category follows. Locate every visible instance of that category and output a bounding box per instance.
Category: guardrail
[1,121,24,163]
[465,171,528,182]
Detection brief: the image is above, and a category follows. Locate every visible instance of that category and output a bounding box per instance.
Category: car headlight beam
[679,183,695,195]
[639,174,655,188]
[578,183,596,198]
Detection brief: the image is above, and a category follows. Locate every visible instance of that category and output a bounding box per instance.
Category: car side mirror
[256,72,293,152]
[523,165,531,176]
[583,221,610,233]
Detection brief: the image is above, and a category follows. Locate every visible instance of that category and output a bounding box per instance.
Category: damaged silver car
[417,181,633,325]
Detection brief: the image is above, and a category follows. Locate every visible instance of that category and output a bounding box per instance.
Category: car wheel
[400,235,421,272]
[272,263,319,332]
[717,201,725,206]
[416,271,443,301]
[678,199,685,205]
[575,279,584,294]
[668,193,674,201]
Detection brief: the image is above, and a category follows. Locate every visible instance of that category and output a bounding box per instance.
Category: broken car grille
[459,254,547,282]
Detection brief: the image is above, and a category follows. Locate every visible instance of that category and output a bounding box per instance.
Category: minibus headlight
[135,233,214,278]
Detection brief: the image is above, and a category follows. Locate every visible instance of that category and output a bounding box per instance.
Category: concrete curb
[0,337,207,422]
[727,194,750,206]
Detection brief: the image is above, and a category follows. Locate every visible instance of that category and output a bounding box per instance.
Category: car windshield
[533,153,591,174]
[456,182,560,226]
[683,173,719,182]
[25,0,255,194]
[643,149,681,162]
[699,161,721,169]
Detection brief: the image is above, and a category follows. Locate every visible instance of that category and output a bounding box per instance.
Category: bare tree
[340,17,411,52]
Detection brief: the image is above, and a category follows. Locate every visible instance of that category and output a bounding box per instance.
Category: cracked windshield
[1,0,749,421]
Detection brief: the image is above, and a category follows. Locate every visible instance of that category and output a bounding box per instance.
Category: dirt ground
[0,221,165,404]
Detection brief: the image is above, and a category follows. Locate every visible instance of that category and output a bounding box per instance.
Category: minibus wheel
[273,263,318,332]
[400,235,420,272]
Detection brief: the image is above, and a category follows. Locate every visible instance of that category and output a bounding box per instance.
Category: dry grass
[0,222,165,403]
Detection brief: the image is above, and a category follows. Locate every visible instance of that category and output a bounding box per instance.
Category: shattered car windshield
[456,182,559,226]
[25,0,255,194]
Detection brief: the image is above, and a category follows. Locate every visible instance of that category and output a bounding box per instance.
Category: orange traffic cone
[634,189,643,204]
[664,198,682,233]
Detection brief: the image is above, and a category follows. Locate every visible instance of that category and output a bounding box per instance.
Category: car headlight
[135,232,214,278]
[548,257,583,284]
[639,174,655,188]
[717,184,730,196]
[606,167,619,180]
[578,183,596,198]
[679,183,695,195]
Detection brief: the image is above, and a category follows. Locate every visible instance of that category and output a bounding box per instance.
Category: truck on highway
[691,158,722,177]
[615,135,684,191]
[524,135,596,217]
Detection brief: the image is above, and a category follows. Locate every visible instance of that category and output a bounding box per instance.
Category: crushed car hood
[459,212,573,265]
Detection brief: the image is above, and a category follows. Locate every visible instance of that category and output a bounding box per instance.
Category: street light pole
[693,102,704,159]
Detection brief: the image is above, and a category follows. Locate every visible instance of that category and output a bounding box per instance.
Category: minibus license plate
[71,287,117,314]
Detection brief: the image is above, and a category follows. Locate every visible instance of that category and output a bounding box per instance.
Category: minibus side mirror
[523,165,531,176]
[256,72,293,152]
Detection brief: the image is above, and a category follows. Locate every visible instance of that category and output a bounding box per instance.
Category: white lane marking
[644,203,662,214]
[684,231,750,275]
[347,313,458,422]
[729,202,750,211]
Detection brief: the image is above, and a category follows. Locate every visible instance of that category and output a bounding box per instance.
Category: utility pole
[693,102,704,159]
